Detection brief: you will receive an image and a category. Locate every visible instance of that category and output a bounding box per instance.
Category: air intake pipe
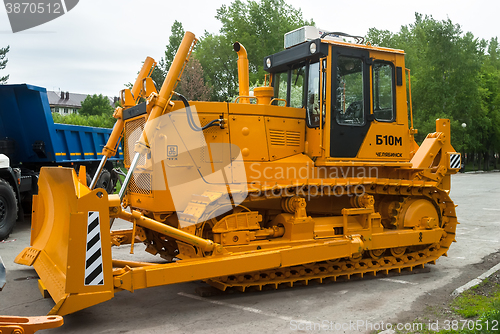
[233,42,250,103]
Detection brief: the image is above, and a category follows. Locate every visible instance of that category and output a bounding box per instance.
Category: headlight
[309,42,317,54]
[266,58,271,68]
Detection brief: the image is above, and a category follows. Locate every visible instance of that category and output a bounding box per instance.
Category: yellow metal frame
[0,315,63,334]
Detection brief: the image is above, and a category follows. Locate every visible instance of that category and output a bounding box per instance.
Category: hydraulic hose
[174,92,224,131]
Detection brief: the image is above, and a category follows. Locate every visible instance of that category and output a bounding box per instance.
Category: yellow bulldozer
[6,26,460,321]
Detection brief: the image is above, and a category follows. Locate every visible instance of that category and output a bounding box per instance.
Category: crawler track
[177,177,458,292]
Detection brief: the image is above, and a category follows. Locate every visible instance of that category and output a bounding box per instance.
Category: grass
[112,166,127,195]
[387,276,500,333]
[450,283,500,318]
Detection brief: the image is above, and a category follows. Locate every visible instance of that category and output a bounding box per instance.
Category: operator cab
[263,26,411,162]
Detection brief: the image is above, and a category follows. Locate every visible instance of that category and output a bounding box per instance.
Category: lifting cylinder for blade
[120,32,196,199]
[131,56,156,102]
[136,32,196,153]
[90,57,156,190]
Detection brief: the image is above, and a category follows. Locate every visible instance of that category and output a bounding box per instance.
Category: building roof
[47,91,116,108]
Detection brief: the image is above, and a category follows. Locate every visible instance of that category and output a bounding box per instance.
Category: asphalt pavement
[0,172,499,333]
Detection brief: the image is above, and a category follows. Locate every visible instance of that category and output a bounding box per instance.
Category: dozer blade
[15,167,114,316]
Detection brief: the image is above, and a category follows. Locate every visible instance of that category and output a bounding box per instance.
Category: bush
[52,112,115,128]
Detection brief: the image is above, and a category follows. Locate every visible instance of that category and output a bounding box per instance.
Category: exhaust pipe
[233,42,249,103]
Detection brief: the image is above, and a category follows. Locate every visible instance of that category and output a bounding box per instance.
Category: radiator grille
[286,131,301,146]
[269,130,286,146]
[124,116,146,167]
[128,172,152,195]
[269,129,301,147]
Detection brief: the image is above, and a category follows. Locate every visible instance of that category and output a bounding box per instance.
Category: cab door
[330,47,371,158]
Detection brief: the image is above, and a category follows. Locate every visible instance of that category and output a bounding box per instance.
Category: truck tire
[96,169,114,194]
[0,179,17,241]
[86,173,92,187]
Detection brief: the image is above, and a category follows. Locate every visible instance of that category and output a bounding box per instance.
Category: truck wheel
[96,169,114,194]
[0,179,17,241]
[86,173,92,187]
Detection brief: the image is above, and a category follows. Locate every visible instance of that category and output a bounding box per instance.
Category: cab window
[335,56,365,126]
[373,62,395,121]
[306,60,327,128]
[290,66,306,108]
[306,61,320,127]
[272,70,288,105]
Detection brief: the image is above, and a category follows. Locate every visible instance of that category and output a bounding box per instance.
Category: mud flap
[0,256,5,291]
[15,167,114,316]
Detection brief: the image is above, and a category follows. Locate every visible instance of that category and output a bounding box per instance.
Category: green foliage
[164,20,185,71]
[473,306,500,334]
[440,282,500,334]
[195,32,238,102]
[53,93,115,128]
[395,280,500,334]
[152,20,186,88]
[80,94,114,116]
[52,112,115,128]
[131,1,311,102]
[196,0,313,101]
[215,0,313,82]
[152,21,211,101]
[0,45,9,84]
[367,14,500,164]
[451,287,500,318]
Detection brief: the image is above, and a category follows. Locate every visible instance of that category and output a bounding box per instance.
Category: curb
[379,330,395,334]
[451,261,500,297]
[463,170,500,174]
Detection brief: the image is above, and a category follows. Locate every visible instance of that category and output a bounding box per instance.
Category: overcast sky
[1,0,498,97]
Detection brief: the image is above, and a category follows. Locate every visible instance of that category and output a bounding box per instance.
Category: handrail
[269,98,287,107]
[233,95,257,103]
[406,68,414,131]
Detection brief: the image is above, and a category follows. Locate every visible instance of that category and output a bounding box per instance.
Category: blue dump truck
[0,84,122,239]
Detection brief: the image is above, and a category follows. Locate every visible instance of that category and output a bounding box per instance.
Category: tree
[367,13,499,170]
[196,0,313,101]
[176,56,211,101]
[80,94,114,116]
[195,32,238,101]
[152,20,185,89]
[367,15,484,147]
[478,38,500,169]
[0,46,10,84]
[216,0,313,83]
